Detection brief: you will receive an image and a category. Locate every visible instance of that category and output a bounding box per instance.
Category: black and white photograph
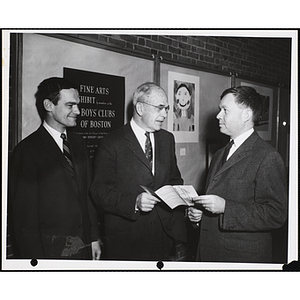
[1,28,298,280]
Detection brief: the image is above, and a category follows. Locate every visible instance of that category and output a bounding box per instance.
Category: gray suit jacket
[198,131,287,263]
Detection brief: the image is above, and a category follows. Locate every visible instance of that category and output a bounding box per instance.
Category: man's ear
[43,99,54,112]
[135,102,143,116]
[243,108,253,123]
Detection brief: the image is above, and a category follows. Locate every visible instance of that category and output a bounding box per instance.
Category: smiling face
[45,88,80,132]
[216,93,249,139]
[175,86,191,111]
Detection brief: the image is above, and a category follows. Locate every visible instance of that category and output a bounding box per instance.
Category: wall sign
[64,67,125,160]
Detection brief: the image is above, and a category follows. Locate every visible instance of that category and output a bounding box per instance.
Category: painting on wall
[241,81,273,140]
[167,71,200,143]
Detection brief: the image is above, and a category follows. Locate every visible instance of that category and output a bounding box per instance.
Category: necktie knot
[60,133,67,140]
[227,139,234,149]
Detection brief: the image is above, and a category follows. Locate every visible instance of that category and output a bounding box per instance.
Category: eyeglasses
[139,101,170,113]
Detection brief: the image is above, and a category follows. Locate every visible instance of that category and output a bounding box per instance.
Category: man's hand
[193,195,226,214]
[187,207,203,223]
[136,192,160,212]
[91,240,101,260]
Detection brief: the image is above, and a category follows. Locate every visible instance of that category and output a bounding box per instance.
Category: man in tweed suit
[188,86,287,263]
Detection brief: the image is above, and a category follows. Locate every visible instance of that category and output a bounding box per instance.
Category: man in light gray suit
[188,86,287,263]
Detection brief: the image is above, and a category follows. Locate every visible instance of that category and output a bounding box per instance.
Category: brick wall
[71,33,291,87]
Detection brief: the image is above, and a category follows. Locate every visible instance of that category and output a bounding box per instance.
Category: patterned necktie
[145,132,153,169]
[221,139,234,166]
[60,133,74,169]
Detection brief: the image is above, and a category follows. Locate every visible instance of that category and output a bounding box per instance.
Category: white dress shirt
[227,128,254,160]
[130,118,155,174]
[43,120,67,152]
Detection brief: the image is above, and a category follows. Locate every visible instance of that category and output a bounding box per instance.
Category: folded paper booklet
[140,185,198,209]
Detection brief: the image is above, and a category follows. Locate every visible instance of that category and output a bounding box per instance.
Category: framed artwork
[167,71,200,143]
[241,81,273,140]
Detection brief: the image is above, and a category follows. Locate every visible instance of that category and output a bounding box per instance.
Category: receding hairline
[133,83,166,105]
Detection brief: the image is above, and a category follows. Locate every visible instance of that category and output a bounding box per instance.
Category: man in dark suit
[188,86,287,263]
[90,82,186,261]
[9,77,101,260]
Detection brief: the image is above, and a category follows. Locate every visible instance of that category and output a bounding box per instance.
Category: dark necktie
[60,133,74,169]
[145,132,153,169]
[221,139,234,166]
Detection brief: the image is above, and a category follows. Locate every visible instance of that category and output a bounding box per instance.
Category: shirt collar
[43,121,67,151]
[233,128,254,148]
[130,118,154,151]
[130,118,146,139]
[43,120,67,137]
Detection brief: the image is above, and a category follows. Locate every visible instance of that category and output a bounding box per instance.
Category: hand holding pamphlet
[140,185,199,209]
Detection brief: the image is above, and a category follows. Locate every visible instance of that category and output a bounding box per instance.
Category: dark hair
[220,86,262,123]
[35,77,77,120]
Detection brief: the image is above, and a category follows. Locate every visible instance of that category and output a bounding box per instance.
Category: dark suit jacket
[9,125,99,259]
[198,131,287,263]
[90,123,186,260]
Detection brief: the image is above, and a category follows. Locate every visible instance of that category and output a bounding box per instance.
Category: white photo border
[1,29,298,271]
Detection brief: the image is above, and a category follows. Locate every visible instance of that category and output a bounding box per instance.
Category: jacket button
[71,175,76,179]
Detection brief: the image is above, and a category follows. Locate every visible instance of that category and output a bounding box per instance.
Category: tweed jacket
[197,131,287,263]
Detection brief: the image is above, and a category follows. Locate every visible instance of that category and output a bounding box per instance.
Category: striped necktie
[145,132,153,169]
[60,133,74,169]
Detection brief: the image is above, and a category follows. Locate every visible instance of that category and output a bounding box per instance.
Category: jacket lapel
[37,125,74,174]
[211,131,259,178]
[67,131,82,176]
[124,123,152,172]
[153,131,165,184]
